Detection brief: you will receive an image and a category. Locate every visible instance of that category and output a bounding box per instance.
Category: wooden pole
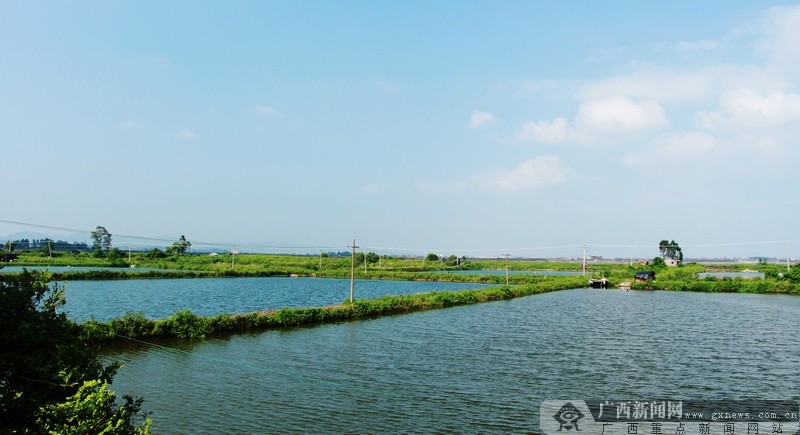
[504,253,509,286]
[350,239,359,304]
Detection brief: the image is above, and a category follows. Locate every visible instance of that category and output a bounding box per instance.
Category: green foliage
[425,253,439,262]
[650,257,666,269]
[174,235,191,256]
[107,248,129,267]
[0,270,149,433]
[36,380,152,434]
[658,239,683,264]
[144,248,167,259]
[633,275,800,294]
[786,264,800,283]
[110,312,155,338]
[658,263,703,280]
[762,264,800,283]
[153,309,211,339]
[107,248,125,261]
[91,226,112,257]
[353,252,365,265]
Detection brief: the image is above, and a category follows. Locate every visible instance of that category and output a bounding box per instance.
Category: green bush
[153,310,210,339]
[110,312,154,338]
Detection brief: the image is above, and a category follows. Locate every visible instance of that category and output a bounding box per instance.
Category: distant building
[665,259,679,267]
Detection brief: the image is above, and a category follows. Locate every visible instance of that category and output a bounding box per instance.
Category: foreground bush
[1,270,151,433]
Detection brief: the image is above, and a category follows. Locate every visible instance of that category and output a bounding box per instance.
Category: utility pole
[788,240,791,272]
[582,245,587,276]
[128,242,132,265]
[350,239,359,304]
[504,253,510,286]
[47,240,52,258]
[232,246,237,270]
[319,251,322,270]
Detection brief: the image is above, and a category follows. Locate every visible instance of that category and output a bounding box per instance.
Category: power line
[1,218,797,257]
[0,218,342,252]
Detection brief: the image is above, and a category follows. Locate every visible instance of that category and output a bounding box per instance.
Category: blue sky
[1,1,799,259]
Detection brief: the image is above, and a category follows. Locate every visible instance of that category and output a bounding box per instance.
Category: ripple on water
[103,289,800,433]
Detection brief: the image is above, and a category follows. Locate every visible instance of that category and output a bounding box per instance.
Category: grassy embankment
[4,250,606,283]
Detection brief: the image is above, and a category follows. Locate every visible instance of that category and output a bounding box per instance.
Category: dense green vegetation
[633,263,800,294]
[0,270,151,433]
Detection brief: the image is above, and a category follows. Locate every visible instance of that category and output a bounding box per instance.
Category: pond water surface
[62,277,492,321]
[102,288,800,433]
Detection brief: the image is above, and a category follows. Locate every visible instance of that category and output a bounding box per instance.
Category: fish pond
[100,287,800,433]
[62,277,493,321]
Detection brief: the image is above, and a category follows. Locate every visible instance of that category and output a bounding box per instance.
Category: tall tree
[176,235,191,255]
[91,226,112,256]
[167,235,192,256]
[658,240,683,264]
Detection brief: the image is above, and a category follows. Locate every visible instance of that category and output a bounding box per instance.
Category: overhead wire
[0,217,796,257]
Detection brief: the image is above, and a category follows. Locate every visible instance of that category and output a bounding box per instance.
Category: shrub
[153,310,210,339]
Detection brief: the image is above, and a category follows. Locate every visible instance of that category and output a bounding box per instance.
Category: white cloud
[621,131,723,167]
[252,104,280,118]
[579,63,794,106]
[516,117,569,143]
[420,155,569,192]
[469,109,496,128]
[696,88,800,130]
[516,97,667,144]
[575,96,668,134]
[179,129,199,140]
[581,68,717,103]
[754,5,800,67]
[508,4,800,174]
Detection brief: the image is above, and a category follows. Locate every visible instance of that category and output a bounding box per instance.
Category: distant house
[634,271,656,282]
[665,259,679,267]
